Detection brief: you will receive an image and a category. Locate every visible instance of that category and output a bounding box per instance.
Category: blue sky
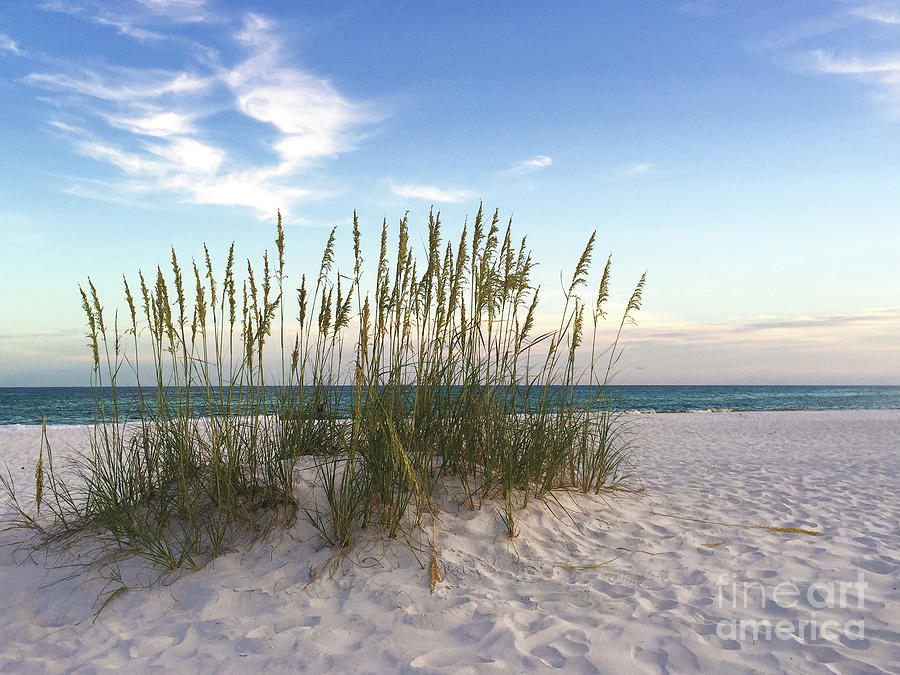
[1,0,898,385]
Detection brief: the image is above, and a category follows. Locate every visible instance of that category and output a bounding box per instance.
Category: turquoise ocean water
[1,386,898,426]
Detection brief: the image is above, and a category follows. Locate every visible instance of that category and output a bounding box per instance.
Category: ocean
[1,385,898,426]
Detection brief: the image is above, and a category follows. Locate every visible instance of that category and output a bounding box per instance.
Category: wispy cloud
[41,0,218,43]
[615,162,655,178]
[105,111,197,137]
[520,306,900,383]
[390,182,474,203]
[63,181,154,208]
[851,3,900,25]
[504,155,552,175]
[24,10,383,217]
[749,11,856,52]
[134,0,210,23]
[0,33,22,54]
[225,13,378,174]
[612,307,900,383]
[806,48,900,114]
[633,308,900,345]
[26,69,211,101]
[810,48,900,74]
[43,0,212,27]
[744,2,900,116]
[92,16,166,41]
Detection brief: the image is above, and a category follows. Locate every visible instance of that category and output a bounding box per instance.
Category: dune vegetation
[4,204,645,597]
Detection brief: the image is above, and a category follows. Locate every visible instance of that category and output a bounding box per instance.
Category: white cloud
[0,33,21,54]
[93,16,166,41]
[807,48,900,114]
[25,10,382,217]
[106,111,196,137]
[43,0,212,27]
[134,0,210,23]
[615,162,655,178]
[224,13,377,174]
[26,69,211,102]
[76,140,163,174]
[146,138,224,172]
[505,155,552,175]
[810,49,900,74]
[391,183,474,203]
[751,4,900,117]
[175,175,310,211]
[851,4,900,25]
[48,120,87,135]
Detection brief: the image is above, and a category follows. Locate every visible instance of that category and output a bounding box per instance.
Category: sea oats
[11,205,643,611]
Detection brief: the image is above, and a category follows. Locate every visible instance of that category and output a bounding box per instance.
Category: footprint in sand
[530,644,566,668]
[854,557,897,574]
[591,580,635,599]
[631,646,668,673]
[128,635,176,659]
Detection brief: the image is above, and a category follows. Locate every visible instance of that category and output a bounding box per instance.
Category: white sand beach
[1,410,898,673]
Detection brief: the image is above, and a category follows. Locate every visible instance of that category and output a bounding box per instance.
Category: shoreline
[3,405,900,429]
[3,385,900,427]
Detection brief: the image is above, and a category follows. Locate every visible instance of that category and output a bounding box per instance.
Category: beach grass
[3,205,645,591]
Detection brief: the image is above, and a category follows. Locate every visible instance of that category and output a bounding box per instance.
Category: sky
[0,0,898,385]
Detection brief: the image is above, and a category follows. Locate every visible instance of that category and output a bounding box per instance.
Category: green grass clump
[4,204,645,583]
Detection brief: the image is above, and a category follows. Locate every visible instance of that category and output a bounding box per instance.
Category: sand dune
[1,410,898,673]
